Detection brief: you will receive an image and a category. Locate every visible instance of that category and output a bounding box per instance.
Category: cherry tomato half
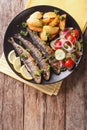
[73,29,80,40]
[54,40,62,50]
[64,59,75,70]
[66,33,75,44]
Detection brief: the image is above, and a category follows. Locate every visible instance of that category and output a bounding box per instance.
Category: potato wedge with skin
[40,30,48,41]
[27,17,43,27]
[43,12,57,19]
[43,25,59,34]
[29,11,43,19]
[42,18,51,24]
[27,24,42,32]
[59,14,66,30]
[49,15,60,27]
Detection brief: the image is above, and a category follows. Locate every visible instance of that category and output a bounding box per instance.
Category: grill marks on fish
[8,37,42,84]
[27,28,60,74]
[14,34,50,80]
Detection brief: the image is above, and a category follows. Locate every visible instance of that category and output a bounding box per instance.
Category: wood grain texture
[2,76,24,130]
[83,30,87,130]
[65,30,87,130]
[0,0,87,130]
[0,74,4,130]
[24,84,65,130]
[0,0,27,130]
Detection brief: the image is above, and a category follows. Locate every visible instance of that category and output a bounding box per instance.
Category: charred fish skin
[8,37,42,84]
[14,34,50,80]
[27,28,60,74]
[27,28,54,57]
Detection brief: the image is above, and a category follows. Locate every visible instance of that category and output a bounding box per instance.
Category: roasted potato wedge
[43,12,57,19]
[49,15,60,27]
[29,11,43,19]
[27,24,42,32]
[59,14,66,30]
[27,17,43,27]
[43,25,59,34]
[42,18,51,24]
[40,30,47,41]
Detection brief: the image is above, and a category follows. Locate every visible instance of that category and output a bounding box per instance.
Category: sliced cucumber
[55,49,65,60]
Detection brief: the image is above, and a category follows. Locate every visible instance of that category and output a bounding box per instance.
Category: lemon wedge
[20,65,33,80]
[8,50,16,64]
[13,57,21,73]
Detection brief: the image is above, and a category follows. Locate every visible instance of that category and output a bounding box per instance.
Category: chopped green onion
[21,53,27,58]
[61,67,67,72]
[46,33,51,38]
[19,41,22,45]
[20,30,28,37]
[79,39,83,43]
[54,9,59,14]
[33,31,38,35]
[60,16,65,21]
[79,39,83,48]
[47,65,51,70]
[45,54,54,61]
[26,48,31,53]
[22,22,27,28]
[50,53,55,58]
[34,70,43,76]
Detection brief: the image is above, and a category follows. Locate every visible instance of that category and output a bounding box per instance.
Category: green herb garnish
[60,16,65,21]
[47,65,51,70]
[22,22,27,28]
[26,48,31,53]
[20,30,28,36]
[34,70,43,76]
[49,53,55,58]
[19,41,23,45]
[54,9,59,14]
[79,39,83,43]
[46,33,51,38]
[21,53,28,58]
[33,31,38,35]
[79,39,83,48]
[61,67,67,72]
[45,54,54,62]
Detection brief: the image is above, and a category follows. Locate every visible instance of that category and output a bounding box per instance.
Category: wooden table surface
[0,0,87,130]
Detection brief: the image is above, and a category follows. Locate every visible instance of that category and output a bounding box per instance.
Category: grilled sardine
[8,37,42,84]
[27,28,60,74]
[14,34,50,80]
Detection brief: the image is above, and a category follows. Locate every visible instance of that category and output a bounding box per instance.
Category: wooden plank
[2,76,24,130]
[0,74,5,130]
[83,29,87,130]
[24,83,66,130]
[65,30,87,130]
[0,0,27,130]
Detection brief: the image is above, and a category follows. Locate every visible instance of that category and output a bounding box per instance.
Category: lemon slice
[13,57,21,73]
[8,50,16,64]
[20,65,33,80]
[55,49,65,60]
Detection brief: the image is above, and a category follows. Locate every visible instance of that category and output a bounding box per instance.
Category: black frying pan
[3,5,83,84]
